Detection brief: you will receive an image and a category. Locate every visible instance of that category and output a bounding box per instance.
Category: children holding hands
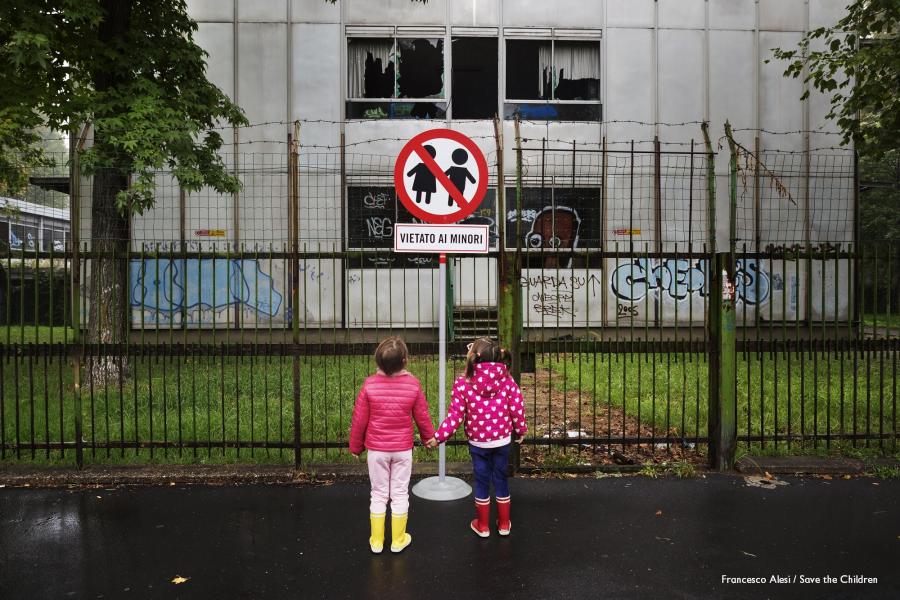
[350,335,527,555]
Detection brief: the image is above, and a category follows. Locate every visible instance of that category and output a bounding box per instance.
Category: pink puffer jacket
[349,371,435,454]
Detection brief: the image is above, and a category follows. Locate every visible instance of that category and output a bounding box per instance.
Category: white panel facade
[503,0,603,29]
[709,0,756,30]
[658,0,706,30]
[606,0,655,28]
[451,0,501,26]
[238,0,287,23]
[345,0,447,25]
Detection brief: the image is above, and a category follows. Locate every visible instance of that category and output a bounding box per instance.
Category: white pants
[367,449,413,514]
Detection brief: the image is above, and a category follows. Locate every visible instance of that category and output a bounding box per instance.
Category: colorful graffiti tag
[610,258,771,305]
[130,259,283,317]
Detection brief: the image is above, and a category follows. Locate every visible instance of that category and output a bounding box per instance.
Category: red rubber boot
[470,498,490,537]
[496,496,511,536]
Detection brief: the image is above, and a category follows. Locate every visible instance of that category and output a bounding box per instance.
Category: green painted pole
[702,122,737,471]
[494,116,518,363]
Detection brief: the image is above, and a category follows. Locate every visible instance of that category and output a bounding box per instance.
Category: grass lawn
[862,313,900,331]
[547,350,898,459]
[0,352,477,467]
[1,325,74,345]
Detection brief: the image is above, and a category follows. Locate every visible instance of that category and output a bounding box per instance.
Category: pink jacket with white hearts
[434,362,527,448]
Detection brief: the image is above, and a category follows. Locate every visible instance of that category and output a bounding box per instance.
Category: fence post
[495,116,517,360]
[289,122,302,469]
[703,122,737,471]
[71,125,89,469]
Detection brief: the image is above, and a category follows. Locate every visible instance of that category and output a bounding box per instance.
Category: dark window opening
[505,40,551,101]
[397,38,444,98]
[451,37,498,119]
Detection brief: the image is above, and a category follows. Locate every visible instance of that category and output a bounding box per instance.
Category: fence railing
[1,129,897,469]
[2,242,897,468]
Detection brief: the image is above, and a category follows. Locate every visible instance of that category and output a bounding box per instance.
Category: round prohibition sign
[394,128,489,225]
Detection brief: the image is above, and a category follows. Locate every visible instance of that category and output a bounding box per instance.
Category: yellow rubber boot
[390,513,412,553]
[369,512,386,554]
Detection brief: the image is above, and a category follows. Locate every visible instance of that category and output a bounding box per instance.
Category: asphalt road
[0,474,897,599]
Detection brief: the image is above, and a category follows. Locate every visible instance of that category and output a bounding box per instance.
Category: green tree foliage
[0,0,248,212]
[771,0,900,159]
[0,1,248,383]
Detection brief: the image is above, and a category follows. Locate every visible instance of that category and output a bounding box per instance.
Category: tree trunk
[85,0,134,387]
[87,167,130,386]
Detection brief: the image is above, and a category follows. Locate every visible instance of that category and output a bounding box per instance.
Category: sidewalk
[1,474,897,599]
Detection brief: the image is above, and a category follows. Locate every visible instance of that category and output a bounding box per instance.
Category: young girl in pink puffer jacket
[349,336,435,554]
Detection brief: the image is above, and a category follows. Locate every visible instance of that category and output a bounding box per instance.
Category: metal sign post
[392,128,490,502]
[412,253,472,501]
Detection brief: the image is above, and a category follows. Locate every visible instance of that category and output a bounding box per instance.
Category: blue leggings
[468,443,511,499]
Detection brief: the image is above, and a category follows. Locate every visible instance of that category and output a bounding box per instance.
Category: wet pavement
[0,475,897,599]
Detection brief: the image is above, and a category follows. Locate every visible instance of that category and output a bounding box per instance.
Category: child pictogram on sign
[406,144,437,204]
[443,149,476,207]
[394,128,488,225]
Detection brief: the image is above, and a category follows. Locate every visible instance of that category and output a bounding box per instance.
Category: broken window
[552,42,600,100]
[505,40,552,101]
[347,38,395,99]
[505,39,601,121]
[397,38,444,98]
[347,37,446,119]
[452,37,498,119]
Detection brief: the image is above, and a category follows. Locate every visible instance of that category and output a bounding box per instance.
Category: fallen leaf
[842,475,851,480]
[822,475,833,480]
[169,482,176,486]
[171,576,189,585]
[655,510,663,517]
[741,551,757,558]
[96,496,102,499]
[764,471,774,480]
[873,482,880,486]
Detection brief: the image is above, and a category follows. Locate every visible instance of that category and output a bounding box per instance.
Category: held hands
[424,437,439,449]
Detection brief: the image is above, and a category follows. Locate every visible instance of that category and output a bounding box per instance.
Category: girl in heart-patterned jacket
[433,338,528,537]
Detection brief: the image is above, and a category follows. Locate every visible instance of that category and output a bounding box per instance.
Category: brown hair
[465,337,511,379]
[374,336,409,375]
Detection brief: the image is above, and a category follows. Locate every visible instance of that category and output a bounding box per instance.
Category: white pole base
[411,476,472,501]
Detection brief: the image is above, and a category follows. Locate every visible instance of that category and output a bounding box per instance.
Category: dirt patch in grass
[518,369,706,468]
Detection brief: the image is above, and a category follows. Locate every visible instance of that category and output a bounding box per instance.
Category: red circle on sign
[394,128,488,225]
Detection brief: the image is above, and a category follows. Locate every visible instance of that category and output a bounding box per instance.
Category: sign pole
[438,252,447,482]
[412,252,471,500]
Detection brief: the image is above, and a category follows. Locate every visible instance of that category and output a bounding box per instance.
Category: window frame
[346,35,447,104]
[502,35,602,119]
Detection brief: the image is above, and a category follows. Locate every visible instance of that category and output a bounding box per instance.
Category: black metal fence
[1,126,896,469]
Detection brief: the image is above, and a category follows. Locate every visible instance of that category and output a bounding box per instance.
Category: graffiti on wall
[521,270,603,323]
[130,259,284,319]
[610,258,772,305]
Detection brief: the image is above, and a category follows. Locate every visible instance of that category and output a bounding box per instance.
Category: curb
[0,462,475,489]
[735,455,900,476]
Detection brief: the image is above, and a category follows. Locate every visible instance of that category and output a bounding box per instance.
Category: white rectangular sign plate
[393,223,490,254]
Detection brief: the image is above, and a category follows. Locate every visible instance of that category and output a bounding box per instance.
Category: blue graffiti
[611,258,770,305]
[130,259,283,316]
